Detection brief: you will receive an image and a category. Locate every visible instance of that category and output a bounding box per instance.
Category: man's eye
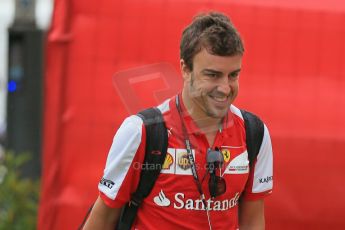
[206,73,217,78]
[230,72,239,78]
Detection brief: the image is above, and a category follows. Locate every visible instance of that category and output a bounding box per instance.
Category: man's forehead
[193,49,242,72]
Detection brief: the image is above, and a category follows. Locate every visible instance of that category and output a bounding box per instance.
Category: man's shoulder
[115,115,145,139]
[121,97,172,127]
[156,98,172,115]
[230,105,264,124]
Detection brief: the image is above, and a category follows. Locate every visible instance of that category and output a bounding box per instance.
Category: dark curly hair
[180,12,244,70]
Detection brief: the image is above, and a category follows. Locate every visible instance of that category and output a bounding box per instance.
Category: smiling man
[84,12,273,230]
[181,48,243,145]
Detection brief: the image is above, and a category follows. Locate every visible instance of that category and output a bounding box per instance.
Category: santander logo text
[153,190,240,211]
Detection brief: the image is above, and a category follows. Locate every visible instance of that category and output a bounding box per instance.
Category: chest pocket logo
[222,151,249,175]
[161,148,195,175]
[221,149,231,162]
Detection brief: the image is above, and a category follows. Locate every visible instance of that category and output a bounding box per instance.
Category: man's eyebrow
[202,69,223,74]
[202,68,242,74]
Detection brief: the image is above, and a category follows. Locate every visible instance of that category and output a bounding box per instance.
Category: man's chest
[146,126,250,202]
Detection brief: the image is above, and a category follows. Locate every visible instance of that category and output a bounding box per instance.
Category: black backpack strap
[240,109,265,167]
[117,107,168,230]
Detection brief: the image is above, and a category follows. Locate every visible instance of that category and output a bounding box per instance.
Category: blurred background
[0,0,345,229]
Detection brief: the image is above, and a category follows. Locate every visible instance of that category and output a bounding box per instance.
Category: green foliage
[0,151,40,230]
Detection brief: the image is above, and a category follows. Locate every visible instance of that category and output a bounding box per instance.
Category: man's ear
[180,59,191,81]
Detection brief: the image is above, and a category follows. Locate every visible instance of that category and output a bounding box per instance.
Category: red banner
[38,0,345,229]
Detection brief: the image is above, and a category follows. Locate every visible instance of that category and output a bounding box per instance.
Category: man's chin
[207,108,228,119]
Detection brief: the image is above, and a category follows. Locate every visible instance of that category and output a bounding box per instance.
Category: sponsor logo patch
[161,148,195,175]
[175,149,194,175]
[153,190,171,207]
[153,190,240,211]
[223,151,249,175]
[259,176,273,183]
[221,149,231,162]
[161,148,176,174]
[162,153,173,170]
[100,178,115,189]
[177,152,191,170]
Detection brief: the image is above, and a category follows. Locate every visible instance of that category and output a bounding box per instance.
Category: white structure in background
[0,0,53,139]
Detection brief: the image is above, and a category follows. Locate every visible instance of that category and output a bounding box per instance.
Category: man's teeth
[212,96,227,102]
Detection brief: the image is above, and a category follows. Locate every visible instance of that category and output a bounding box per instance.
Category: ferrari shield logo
[221,149,231,162]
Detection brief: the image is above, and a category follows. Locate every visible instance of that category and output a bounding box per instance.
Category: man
[84,12,273,230]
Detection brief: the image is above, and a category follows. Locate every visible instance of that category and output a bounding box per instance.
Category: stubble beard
[189,74,229,120]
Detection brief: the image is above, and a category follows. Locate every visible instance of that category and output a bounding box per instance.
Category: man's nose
[216,77,231,95]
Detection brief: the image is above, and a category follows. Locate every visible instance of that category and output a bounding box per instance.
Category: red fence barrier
[38,1,345,229]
